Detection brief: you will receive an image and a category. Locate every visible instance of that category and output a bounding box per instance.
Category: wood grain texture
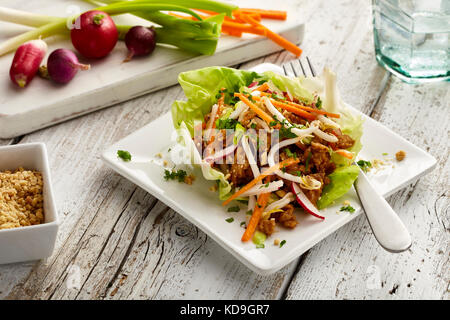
[284,73,449,300]
[0,0,447,300]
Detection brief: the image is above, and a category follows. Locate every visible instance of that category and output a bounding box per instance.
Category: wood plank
[1,0,391,300]
[284,77,449,299]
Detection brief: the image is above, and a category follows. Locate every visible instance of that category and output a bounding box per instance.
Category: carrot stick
[222,158,299,206]
[335,149,354,159]
[195,9,262,22]
[235,93,275,125]
[237,8,287,20]
[241,191,270,242]
[222,27,243,37]
[222,21,265,35]
[240,14,302,57]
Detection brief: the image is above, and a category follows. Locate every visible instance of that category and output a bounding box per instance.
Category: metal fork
[283,57,412,253]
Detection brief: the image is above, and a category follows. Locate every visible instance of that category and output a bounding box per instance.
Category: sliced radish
[291,182,325,220]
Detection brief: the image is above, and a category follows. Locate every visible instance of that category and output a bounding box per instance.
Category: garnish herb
[357,160,372,172]
[164,169,187,182]
[117,150,132,162]
[382,152,388,156]
[240,221,246,227]
[227,206,240,212]
[250,123,257,129]
[316,97,322,109]
[216,118,239,130]
[225,217,234,223]
[246,210,253,215]
[305,151,312,171]
[285,148,297,159]
[279,240,286,248]
[340,205,355,213]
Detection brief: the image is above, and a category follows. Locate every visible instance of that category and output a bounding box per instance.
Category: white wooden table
[0,0,448,300]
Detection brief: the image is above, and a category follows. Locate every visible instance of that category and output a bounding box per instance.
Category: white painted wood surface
[0,0,304,138]
[0,0,448,300]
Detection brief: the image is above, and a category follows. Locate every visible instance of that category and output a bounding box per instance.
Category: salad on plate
[170,66,363,244]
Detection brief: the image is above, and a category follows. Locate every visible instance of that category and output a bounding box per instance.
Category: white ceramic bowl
[0,143,58,264]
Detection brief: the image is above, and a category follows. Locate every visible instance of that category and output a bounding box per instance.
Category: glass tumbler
[372,0,450,83]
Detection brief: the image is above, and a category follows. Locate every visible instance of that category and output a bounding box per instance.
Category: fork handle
[354,170,412,253]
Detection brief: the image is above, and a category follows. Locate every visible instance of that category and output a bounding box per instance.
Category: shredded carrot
[271,99,316,120]
[247,95,316,121]
[255,82,269,92]
[287,102,341,118]
[241,187,270,242]
[222,158,299,206]
[236,8,287,20]
[240,14,302,57]
[235,93,275,125]
[335,149,354,159]
[259,92,340,118]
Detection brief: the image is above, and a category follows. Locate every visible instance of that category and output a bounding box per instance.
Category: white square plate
[102,64,436,274]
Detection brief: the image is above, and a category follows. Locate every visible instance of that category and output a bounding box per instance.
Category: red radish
[248,81,257,88]
[46,49,90,84]
[124,26,156,62]
[9,39,47,88]
[70,11,118,58]
[291,182,325,220]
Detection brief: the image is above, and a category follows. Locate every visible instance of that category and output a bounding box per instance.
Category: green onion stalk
[0,0,238,56]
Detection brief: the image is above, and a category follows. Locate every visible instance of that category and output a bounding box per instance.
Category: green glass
[372,0,450,83]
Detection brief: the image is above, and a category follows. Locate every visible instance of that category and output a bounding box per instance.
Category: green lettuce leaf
[317,165,360,209]
[172,67,261,134]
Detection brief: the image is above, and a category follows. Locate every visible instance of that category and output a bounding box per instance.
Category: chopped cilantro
[240,221,246,227]
[357,160,372,172]
[117,150,132,162]
[257,79,267,85]
[225,217,234,223]
[305,151,312,171]
[285,148,297,159]
[227,206,240,213]
[250,123,257,129]
[216,118,239,130]
[295,171,302,176]
[280,126,297,139]
[316,97,322,109]
[340,205,355,213]
[279,240,286,248]
[164,169,187,182]
[269,120,278,127]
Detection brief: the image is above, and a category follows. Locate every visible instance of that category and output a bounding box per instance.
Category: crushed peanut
[273,238,281,246]
[0,167,44,230]
[183,174,195,185]
[395,150,406,161]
